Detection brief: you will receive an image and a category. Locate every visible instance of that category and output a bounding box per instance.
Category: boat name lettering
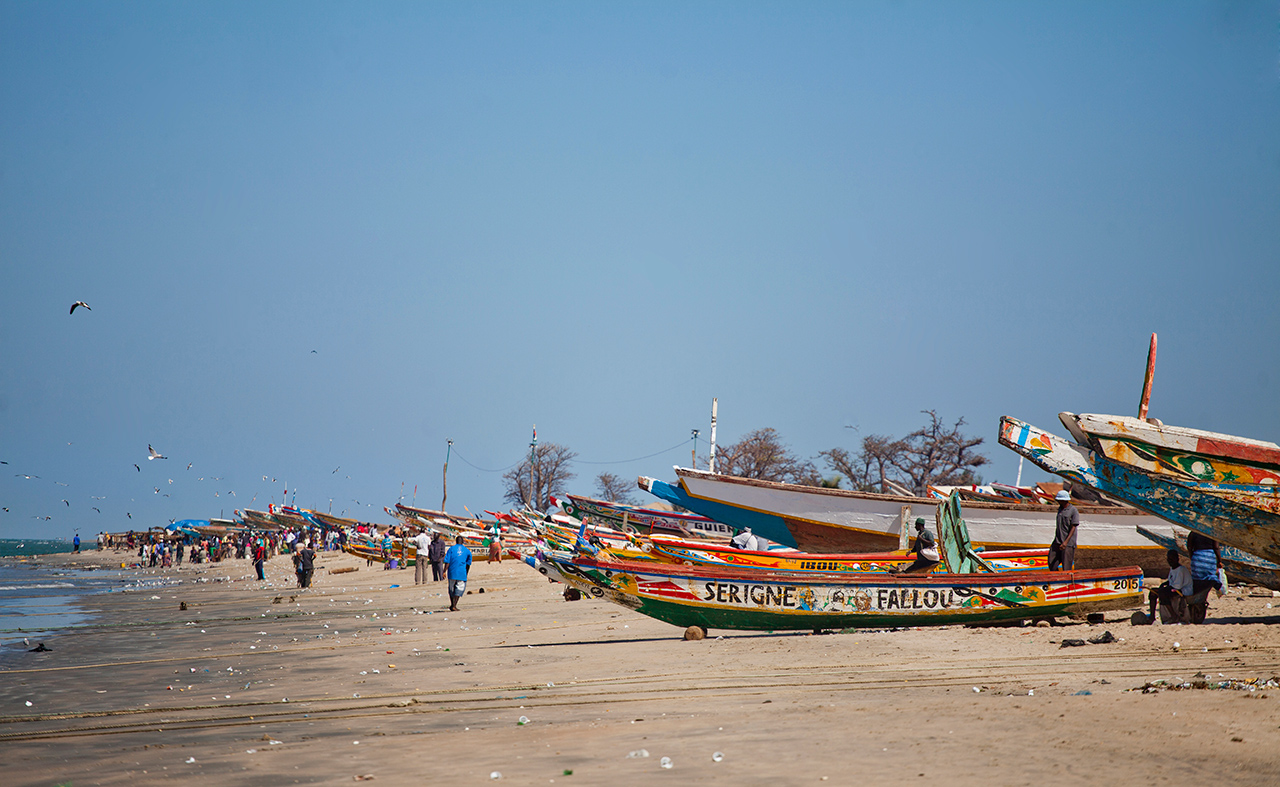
[799,561,845,571]
[876,587,955,610]
[702,582,797,607]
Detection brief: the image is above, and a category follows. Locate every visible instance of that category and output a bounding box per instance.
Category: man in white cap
[1049,489,1079,571]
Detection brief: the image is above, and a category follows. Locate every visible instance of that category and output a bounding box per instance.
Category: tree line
[501,410,989,510]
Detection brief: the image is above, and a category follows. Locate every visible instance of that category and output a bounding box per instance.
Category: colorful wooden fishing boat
[999,416,1280,566]
[648,534,1049,575]
[1060,412,1280,517]
[1135,525,1280,592]
[641,469,1176,572]
[531,493,1143,631]
[554,494,735,539]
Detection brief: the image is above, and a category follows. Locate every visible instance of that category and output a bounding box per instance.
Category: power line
[576,438,690,465]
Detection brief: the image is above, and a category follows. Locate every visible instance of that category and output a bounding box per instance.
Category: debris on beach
[1131,672,1280,694]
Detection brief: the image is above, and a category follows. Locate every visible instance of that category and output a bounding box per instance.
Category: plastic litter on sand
[659,756,673,769]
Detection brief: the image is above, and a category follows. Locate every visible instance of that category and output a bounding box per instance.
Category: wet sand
[2,549,1279,786]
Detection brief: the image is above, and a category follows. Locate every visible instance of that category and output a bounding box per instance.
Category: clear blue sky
[2,2,1277,538]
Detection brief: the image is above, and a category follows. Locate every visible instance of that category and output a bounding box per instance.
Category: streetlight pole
[529,426,538,511]
[442,439,452,512]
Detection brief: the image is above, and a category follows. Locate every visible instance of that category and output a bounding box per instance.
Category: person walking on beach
[253,538,267,581]
[444,535,472,612]
[73,533,80,553]
[428,532,446,581]
[1048,490,1078,571]
[413,529,432,585]
[297,541,316,588]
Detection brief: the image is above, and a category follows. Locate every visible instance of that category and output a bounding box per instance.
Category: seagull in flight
[92,495,106,500]
[187,462,193,470]
[70,301,91,315]
[332,466,340,474]
[92,507,101,514]
[33,515,51,520]
[134,464,141,472]
[126,512,131,519]
[154,487,160,494]
[15,474,39,480]
[167,479,173,484]
[148,445,166,460]
[61,499,69,506]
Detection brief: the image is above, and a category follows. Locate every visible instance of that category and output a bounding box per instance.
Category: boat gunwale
[672,467,1155,516]
[572,555,1140,586]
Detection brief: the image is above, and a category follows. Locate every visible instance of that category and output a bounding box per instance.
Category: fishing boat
[1135,526,1280,592]
[648,534,1049,575]
[998,416,1280,565]
[536,493,1142,631]
[554,494,735,539]
[1060,412,1280,517]
[640,468,1176,572]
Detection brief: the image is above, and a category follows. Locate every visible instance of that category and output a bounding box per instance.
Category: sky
[1,2,1277,539]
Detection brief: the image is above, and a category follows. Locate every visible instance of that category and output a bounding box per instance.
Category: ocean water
[0,556,150,652]
[0,539,75,558]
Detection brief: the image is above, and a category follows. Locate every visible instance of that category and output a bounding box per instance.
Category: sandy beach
[2,549,1279,786]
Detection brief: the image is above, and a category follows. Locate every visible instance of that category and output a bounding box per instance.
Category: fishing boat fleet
[159,335,1274,636]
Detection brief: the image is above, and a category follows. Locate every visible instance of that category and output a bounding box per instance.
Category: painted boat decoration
[648,534,1049,575]
[554,494,735,539]
[998,416,1280,565]
[539,553,1140,631]
[531,493,1143,631]
[1061,412,1280,517]
[1135,526,1280,592]
[640,468,1177,571]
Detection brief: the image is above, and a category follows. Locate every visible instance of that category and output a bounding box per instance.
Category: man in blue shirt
[444,536,472,612]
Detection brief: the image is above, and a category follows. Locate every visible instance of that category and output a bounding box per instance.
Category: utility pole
[708,398,719,474]
[691,429,699,468]
[442,439,452,512]
[529,425,538,511]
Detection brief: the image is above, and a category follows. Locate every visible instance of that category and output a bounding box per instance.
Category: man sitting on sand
[1146,549,1194,624]
[444,535,472,612]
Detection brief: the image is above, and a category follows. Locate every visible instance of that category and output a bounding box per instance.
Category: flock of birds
[0,301,371,530]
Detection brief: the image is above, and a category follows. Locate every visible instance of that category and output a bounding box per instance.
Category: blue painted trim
[640,478,799,548]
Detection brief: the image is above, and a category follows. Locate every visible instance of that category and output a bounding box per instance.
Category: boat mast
[708,398,718,474]
[1138,332,1157,421]
[690,429,699,468]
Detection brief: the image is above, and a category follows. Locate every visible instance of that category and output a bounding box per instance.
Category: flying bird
[167,479,173,484]
[33,515,51,520]
[163,494,170,498]
[134,464,141,472]
[126,512,131,519]
[2,507,9,512]
[147,445,166,460]
[15,474,39,480]
[332,466,340,474]
[91,495,105,500]
[92,507,101,513]
[187,462,193,470]
[70,301,91,315]
[55,481,68,486]
[61,499,69,506]
[311,350,317,354]
[154,487,160,494]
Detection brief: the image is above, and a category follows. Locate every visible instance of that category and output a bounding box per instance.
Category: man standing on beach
[444,535,471,612]
[429,532,446,581]
[413,528,432,585]
[73,533,80,553]
[298,541,316,588]
[1049,490,1078,571]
